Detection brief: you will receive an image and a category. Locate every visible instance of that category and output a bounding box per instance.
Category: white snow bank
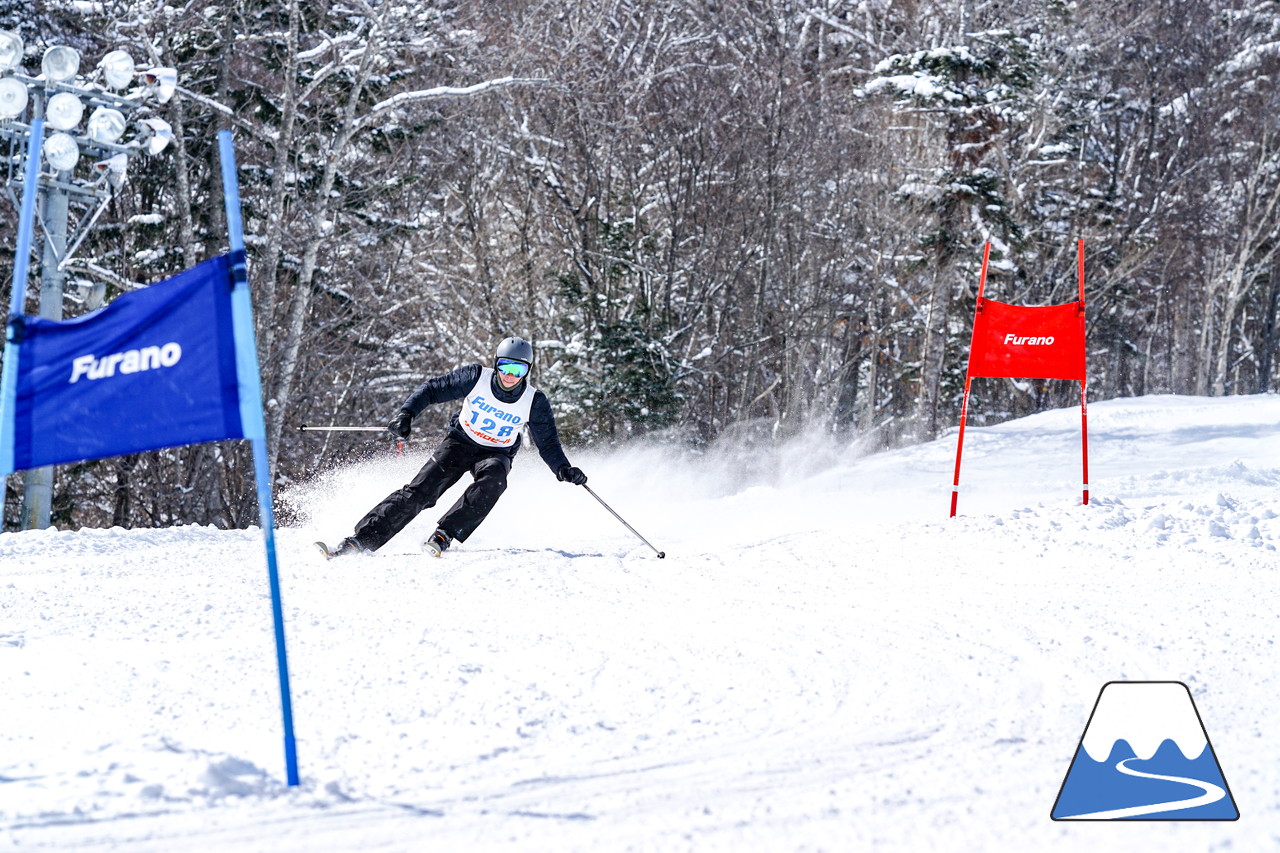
[3,393,1280,850]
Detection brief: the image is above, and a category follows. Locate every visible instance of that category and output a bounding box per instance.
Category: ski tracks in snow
[6,394,1280,851]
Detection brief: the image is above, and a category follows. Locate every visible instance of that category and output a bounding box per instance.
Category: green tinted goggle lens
[496,358,529,378]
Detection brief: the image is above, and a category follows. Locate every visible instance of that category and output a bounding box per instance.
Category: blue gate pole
[217,129,300,786]
[0,119,46,475]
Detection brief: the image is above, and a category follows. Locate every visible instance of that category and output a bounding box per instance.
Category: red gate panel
[968,299,1086,381]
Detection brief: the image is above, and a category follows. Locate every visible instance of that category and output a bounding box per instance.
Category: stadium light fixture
[139,117,173,154]
[98,50,134,90]
[91,153,128,188]
[87,106,127,143]
[43,132,80,172]
[0,30,22,72]
[45,92,84,130]
[41,46,80,82]
[142,67,177,103]
[0,76,27,118]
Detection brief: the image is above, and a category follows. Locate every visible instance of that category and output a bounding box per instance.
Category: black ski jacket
[400,363,572,473]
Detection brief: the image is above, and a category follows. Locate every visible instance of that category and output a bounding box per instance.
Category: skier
[316,336,587,558]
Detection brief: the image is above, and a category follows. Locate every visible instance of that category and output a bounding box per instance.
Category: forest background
[3,0,1279,530]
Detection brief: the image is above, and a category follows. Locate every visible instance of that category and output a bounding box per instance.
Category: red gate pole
[950,374,975,518]
[950,242,992,517]
[1080,380,1089,505]
[1077,239,1089,505]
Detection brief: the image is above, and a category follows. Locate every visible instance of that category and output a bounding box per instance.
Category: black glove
[557,465,587,486]
[387,410,412,439]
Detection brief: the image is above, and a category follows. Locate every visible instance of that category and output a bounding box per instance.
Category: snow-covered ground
[3,393,1279,851]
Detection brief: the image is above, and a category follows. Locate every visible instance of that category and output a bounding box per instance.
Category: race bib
[458,368,535,448]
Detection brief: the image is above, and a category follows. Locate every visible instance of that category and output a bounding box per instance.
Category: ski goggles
[495,358,530,378]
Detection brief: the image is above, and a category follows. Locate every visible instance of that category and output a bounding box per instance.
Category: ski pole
[298,425,404,455]
[581,484,665,558]
[298,425,386,432]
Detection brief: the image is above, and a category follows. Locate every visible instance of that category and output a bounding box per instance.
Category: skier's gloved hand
[557,465,588,486]
[387,410,412,439]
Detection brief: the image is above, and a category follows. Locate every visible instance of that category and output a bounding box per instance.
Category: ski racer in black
[317,336,587,558]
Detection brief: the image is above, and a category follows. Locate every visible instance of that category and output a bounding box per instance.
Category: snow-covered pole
[950,241,991,517]
[218,129,300,787]
[582,484,666,558]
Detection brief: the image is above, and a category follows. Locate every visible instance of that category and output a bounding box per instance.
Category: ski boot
[423,529,451,558]
[315,537,364,560]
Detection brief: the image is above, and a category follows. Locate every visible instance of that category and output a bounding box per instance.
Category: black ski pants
[352,433,512,551]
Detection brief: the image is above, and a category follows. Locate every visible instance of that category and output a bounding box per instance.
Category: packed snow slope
[3,393,1279,851]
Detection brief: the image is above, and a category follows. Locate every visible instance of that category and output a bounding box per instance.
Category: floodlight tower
[0,32,177,529]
